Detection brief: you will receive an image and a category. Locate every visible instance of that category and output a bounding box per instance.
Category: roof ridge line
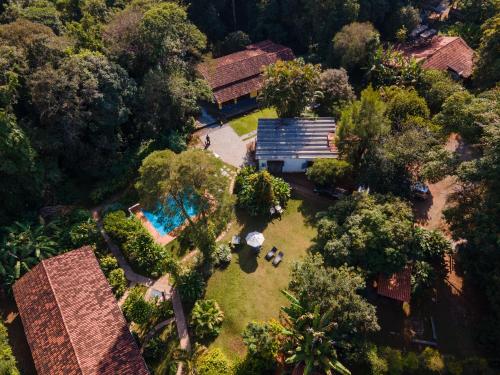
[42,253,85,375]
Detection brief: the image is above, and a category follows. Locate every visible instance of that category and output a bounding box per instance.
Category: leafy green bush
[306,159,352,187]
[190,299,224,339]
[211,243,232,267]
[236,168,291,217]
[107,268,127,298]
[122,286,155,325]
[177,270,205,306]
[0,321,20,375]
[143,336,168,363]
[242,321,281,361]
[103,210,169,277]
[98,255,119,275]
[196,348,232,375]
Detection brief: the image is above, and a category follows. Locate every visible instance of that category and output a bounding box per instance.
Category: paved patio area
[197,124,254,168]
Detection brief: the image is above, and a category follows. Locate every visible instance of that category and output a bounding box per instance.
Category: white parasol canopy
[245,232,265,248]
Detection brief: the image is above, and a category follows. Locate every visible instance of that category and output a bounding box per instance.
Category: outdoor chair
[265,246,278,261]
[272,251,284,266]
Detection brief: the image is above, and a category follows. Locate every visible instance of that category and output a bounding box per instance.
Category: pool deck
[134,210,177,245]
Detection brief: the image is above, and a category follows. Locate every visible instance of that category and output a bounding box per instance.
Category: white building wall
[258,158,310,173]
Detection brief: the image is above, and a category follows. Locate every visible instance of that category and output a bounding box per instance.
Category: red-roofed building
[377,266,412,303]
[12,246,149,375]
[400,36,474,79]
[197,40,295,109]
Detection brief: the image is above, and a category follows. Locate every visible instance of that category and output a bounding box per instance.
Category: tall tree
[28,52,136,179]
[135,149,233,260]
[336,85,390,168]
[259,58,321,118]
[315,68,355,117]
[473,14,500,89]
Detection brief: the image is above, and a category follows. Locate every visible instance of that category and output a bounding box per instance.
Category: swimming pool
[143,197,198,236]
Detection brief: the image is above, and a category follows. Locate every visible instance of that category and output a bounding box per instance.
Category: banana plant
[280,290,351,375]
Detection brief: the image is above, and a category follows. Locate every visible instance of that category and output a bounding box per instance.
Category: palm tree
[281,290,351,375]
[171,344,207,375]
[0,221,59,287]
[190,299,225,339]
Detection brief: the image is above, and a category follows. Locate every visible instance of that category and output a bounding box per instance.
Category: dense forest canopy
[0,0,499,373]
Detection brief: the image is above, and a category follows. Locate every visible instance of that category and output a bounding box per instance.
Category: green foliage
[242,320,282,361]
[236,168,291,217]
[434,90,499,144]
[28,52,136,179]
[98,255,119,275]
[367,346,493,375]
[122,286,154,325]
[177,270,205,306]
[474,14,500,88]
[107,268,127,298]
[280,291,351,375]
[316,194,446,277]
[306,159,352,187]
[382,86,430,131]
[259,58,321,118]
[103,210,169,277]
[136,149,232,261]
[211,243,232,267]
[0,111,41,224]
[143,335,168,363]
[218,31,251,56]
[336,85,390,168]
[367,46,422,87]
[0,221,59,288]
[0,321,20,375]
[386,5,420,40]
[417,70,463,113]
[332,22,380,71]
[289,254,379,358]
[196,348,232,375]
[315,68,355,118]
[190,299,224,340]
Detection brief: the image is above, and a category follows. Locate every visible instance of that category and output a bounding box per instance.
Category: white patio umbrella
[245,232,265,248]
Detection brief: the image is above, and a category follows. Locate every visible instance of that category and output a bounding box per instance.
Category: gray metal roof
[255,118,338,160]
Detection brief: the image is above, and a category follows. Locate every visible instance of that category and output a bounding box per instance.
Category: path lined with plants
[91,209,192,364]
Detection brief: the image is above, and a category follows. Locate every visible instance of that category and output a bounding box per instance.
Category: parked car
[412,182,430,199]
[313,187,348,199]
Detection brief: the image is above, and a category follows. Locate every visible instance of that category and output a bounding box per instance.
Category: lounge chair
[265,246,278,261]
[272,251,284,266]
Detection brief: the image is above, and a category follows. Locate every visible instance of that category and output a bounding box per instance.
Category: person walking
[205,134,211,148]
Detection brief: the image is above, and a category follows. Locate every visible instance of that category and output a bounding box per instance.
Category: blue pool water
[143,197,198,236]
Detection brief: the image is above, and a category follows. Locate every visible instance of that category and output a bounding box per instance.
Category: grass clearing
[205,196,324,362]
[229,107,277,136]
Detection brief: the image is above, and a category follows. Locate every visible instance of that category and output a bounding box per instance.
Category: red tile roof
[377,266,412,303]
[401,36,474,78]
[197,40,295,104]
[12,246,149,375]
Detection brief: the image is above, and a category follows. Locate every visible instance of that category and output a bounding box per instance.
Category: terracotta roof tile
[401,36,474,78]
[197,40,295,104]
[13,247,149,375]
[377,266,412,303]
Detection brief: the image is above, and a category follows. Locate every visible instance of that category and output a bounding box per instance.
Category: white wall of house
[258,158,310,173]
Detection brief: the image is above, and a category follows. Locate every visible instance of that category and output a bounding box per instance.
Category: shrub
[177,270,205,306]
[306,159,352,187]
[122,286,154,325]
[420,347,445,373]
[0,322,20,375]
[99,255,119,275]
[103,210,169,277]
[190,299,224,340]
[143,336,168,363]
[242,320,281,361]
[107,268,127,298]
[236,168,291,217]
[212,243,232,267]
[196,348,232,375]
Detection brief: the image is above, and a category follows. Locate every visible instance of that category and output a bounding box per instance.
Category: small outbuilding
[400,36,474,79]
[255,118,338,174]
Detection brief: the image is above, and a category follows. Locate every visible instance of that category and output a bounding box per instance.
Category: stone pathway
[92,208,192,371]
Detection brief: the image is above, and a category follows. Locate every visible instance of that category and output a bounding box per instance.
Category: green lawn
[229,107,278,136]
[205,196,324,362]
